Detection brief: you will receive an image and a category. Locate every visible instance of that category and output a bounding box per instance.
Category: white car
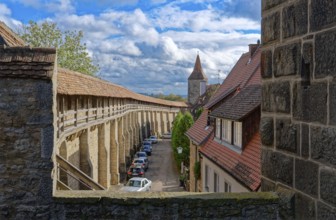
[161,132,171,139]
[121,177,152,192]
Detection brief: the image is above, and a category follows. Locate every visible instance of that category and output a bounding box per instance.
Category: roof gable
[188,54,207,80]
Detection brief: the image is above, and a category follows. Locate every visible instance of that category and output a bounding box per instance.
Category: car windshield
[134,160,143,163]
[138,153,146,157]
[150,136,156,139]
[127,180,141,187]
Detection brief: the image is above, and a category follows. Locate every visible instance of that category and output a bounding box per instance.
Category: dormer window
[214,117,243,152]
[233,121,242,148]
[215,118,221,138]
[222,119,232,143]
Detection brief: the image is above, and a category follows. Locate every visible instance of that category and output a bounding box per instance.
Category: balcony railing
[57,103,179,140]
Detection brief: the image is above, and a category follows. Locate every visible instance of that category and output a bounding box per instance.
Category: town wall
[0,46,281,219]
[261,0,336,218]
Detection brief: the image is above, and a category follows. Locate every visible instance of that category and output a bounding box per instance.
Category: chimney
[249,40,260,57]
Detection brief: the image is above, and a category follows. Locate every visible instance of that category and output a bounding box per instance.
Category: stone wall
[261,0,336,218]
[0,47,57,219]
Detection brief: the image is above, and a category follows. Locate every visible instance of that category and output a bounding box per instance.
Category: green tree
[171,112,194,169]
[18,21,99,75]
[153,93,186,102]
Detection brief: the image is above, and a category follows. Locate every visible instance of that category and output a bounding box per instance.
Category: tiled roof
[186,44,261,191]
[188,54,207,80]
[0,22,25,47]
[57,68,187,107]
[0,47,56,79]
[205,47,261,109]
[210,85,261,120]
[190,84,220,111]
[200,132,261,191]
[185,110,213,145]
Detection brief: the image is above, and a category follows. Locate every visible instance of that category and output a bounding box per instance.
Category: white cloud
[1,1,261,95]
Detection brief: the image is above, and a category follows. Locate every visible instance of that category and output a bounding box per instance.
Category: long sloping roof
[57,68,187,107]
[205,49,261,108]
[210,85,261,120]
[200,132,261,191]
[188,54,207,80]
[0,22,25,47]
[185,109,213,145]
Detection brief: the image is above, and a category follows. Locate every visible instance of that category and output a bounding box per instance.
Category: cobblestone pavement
[145,139,185,192]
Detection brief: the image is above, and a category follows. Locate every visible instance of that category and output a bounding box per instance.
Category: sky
[0,0,261,96]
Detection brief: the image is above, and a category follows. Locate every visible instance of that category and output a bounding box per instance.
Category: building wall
[261,0,336,218]
[202,156,249,193]
[188,79,206,104]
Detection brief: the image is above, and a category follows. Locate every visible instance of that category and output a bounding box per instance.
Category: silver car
[132,157,149,170]
[121,177,152,192]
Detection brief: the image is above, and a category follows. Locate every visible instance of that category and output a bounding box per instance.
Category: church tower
[188,54,208,104]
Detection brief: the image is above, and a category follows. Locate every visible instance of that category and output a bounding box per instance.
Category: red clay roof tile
[57,68,187,108]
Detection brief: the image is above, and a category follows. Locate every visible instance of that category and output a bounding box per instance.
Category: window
[215,118,221,138]
[233,122,242,148]
[224,181,231,192]
[214,172,219,192]
[222,119,232,143]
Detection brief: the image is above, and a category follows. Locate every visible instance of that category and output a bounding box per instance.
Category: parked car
[143,140,152,150]
[141,145,152,156]
[149,135,158,144]
[134,151,148,159]
[121,177,152,192]
[132,157,149,170]
[144,138,153,144]
[161,132,171,139]
[127,165,146,179]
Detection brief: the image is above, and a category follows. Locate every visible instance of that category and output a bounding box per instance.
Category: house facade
[186,42,261,192]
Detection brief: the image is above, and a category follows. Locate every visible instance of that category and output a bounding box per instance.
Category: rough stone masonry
[261,0,336,219]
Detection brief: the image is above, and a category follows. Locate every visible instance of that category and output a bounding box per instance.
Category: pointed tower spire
[188,54,208,80]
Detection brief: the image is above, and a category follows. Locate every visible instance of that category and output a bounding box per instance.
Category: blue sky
[1,0,261,96]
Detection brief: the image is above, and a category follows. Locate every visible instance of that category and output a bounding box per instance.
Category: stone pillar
[0,47,56,217]
[79,129,92,178]
[118,117,126,177]
[98,123,110,188]
[110,119,119,185]
[160,111,166,135]
[261,0,336,218]
[155,111,160,137]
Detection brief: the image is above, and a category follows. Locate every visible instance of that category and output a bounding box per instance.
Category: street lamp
[177,146,183,174]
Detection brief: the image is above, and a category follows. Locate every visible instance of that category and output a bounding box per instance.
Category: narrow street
[145,139,185,192]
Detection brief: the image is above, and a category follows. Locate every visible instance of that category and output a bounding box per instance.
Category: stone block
[330,82,336,125]
[295,158,318,197]
[311,126,336,167]
[295,192,316,219]
[293,82,327,124]
[260,117,274,146]
[315,29,336,78]
[262,0,286,11]
[262,12,280,45]
[310,0,336,32]
[261,50,272,78]
[317,202,336,220]
[276,118,299,154]
[261,149,293,186]
[261,178,275,191]
[274,42,301,77]
[301,43,313,87]
[320,168,336,206]
[301,123,309,158]
[262,81,290,113]
[282,0,308,39]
